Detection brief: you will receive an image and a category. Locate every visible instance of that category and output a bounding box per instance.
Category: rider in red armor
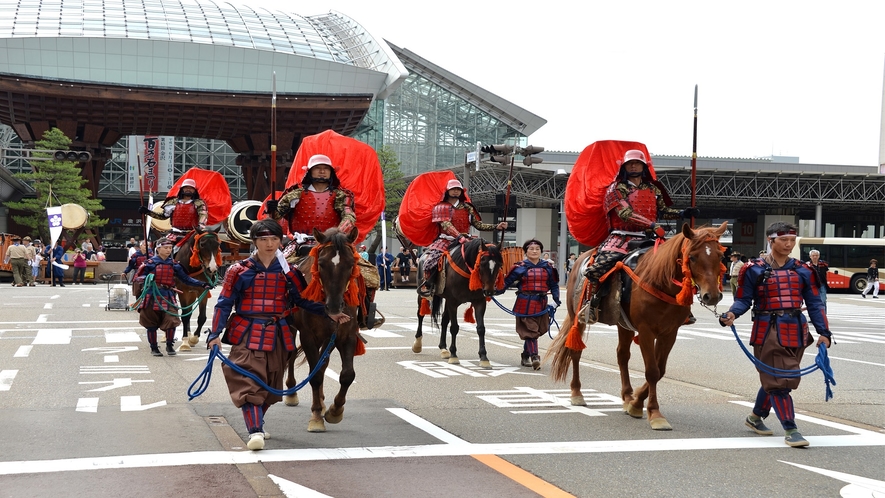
[418,179,507,296]
[266,154,356,243]
[206,219,351,451]
[141,178,208,231]
[581,150,698,323]
[720,221,832,448]
[133,237,211,357]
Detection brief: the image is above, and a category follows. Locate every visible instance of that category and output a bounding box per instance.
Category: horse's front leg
[304,343,328,433]
[643,330,678,431]
[178,306,193,351]
[446,303,460,364]
[438,311,451,359]
[283,349,299,406]
[188,297,207,347]
[617,325,642,419]
[473,301,491,368]
[325,332,357,425]
[413,298,424,353]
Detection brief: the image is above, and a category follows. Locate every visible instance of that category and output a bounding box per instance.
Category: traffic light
[53,150,92,162]
[518,145,544,167]
[495,192,517,217]
[481,144,513,165]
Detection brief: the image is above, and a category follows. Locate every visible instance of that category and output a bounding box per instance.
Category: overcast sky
[247,0,885,167]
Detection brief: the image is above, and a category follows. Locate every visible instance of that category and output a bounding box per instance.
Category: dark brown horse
[286,227,362,432]
[547,222,727,430]
[173,229,221,351]
[423,238,503,368]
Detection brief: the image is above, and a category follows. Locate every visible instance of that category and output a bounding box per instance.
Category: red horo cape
[287,130,384,244]
[398,171,473,247]
[168,167,232,226]
[565,140,661,248]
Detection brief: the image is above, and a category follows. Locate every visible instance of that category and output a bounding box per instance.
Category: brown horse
[173,229,221,351]
[547,222,727,430]
[286,227,362,432]
[425,238,504,368]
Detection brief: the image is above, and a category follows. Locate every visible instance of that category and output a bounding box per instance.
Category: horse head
[312,226,359,315]
[461,238,503,298]
[193,227,221,282]
[680,221,728,306]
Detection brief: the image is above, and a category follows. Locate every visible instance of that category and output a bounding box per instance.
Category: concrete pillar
[515,207,556,257]
[757,213,798,254]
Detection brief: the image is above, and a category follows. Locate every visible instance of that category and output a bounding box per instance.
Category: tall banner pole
[136,153,150,243]
[690,84,698,228]
[270,72,277,202]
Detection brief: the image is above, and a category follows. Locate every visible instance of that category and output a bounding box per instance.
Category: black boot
[150,346,163,357]
[166,343,177,356]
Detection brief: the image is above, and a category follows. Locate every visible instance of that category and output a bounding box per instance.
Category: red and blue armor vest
[224,269,296,352]
[731,258,830,348]
[288,190,339,234]
[134,256,206,312]
[502,260,561,316]
[171,201,199,230]
[209,255,326,352]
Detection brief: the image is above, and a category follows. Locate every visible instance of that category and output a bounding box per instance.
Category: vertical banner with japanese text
[127,136,175,194]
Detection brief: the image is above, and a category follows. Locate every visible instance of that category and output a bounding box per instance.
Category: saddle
[579,244,653,326]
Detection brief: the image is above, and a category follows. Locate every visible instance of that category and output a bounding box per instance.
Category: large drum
[224,200,261,245]
[60,204,88,229]
[148,204,171,233]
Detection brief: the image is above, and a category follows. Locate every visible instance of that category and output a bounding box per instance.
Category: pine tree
[4,128,107,242]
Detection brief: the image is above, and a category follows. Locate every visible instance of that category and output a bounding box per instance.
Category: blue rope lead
[489,297,560,338]
[729,325,836,401]
[188,334,337,401]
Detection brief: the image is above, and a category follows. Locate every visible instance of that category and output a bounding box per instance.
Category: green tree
[367,145,406,254]
[4,128,107,242]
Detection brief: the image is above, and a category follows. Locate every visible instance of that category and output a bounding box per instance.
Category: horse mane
[635,225,721,291]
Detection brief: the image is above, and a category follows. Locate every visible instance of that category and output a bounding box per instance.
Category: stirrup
[418,281,433,297]
[577,302,598,325]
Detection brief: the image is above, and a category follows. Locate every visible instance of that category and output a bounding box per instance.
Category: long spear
[499,155,515,245]
[270,71,277,202]
[690,84,698,228]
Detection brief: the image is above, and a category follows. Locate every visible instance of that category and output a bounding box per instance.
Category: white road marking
[36,314,48,322]
[79,378,154,392]
[269,474,333,498]
[83,346,139,354]
[14,346,32,357]
[80,365,150,375]
[75,398,99,413]
[780,461,885,494]
[360,329,402,338]
[120,395,166,411]
[43,303,53,309]
[104,331,142,343]
[32,329,72,344]
[827,356,885,367]
[104,355,119,363]
[0,370,18,391]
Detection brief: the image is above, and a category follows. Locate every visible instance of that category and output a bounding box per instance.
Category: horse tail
[547,314,577,383]
[430,295,443,327]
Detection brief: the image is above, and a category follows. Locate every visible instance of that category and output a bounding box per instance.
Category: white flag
[47,206,63,250]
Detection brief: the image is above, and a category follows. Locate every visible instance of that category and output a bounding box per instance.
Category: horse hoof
[178,343,191,352]
[412,338,422,353]
[187,336,199,347]
[283,394,300,406]
[479,359,492,369]
[571,395,587,406]
[325,409,343,424]
[624,401,644,418]
[447,356,460,365]
[650,418,672,431]
[439,349,451,359]
[308,419,326,433]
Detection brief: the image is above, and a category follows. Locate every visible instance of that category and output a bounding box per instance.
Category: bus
[790,237,885,293]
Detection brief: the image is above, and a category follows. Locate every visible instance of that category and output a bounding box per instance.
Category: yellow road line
[471,453,576,498]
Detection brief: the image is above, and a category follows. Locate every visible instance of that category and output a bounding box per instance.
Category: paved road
[0,282,882,497]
